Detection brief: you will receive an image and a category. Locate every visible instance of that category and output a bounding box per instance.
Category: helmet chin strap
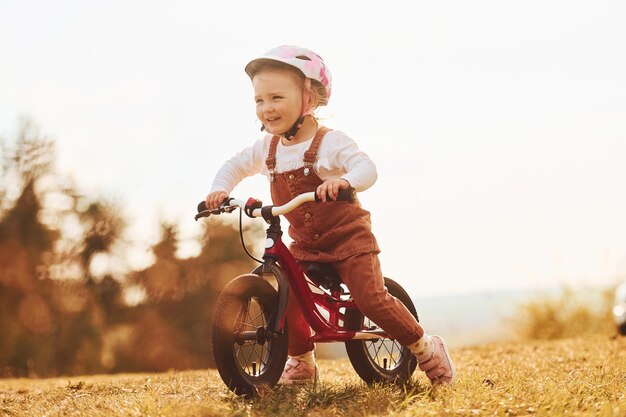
[282,116,306,140]
[260,79,313,141]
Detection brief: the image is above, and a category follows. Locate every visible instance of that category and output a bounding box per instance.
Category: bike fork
[252,262,289,340]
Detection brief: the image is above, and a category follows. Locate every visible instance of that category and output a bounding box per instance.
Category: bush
[511,286,616,340]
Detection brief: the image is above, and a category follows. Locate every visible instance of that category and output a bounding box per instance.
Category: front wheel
[212,274,288,397]
[345,277,419,384]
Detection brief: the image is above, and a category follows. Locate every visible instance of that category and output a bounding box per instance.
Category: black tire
[212,274,288,397]
[345,277,419,384]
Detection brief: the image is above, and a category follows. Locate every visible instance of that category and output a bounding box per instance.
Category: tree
[0,119,265,376]
[119,218,263,371]
[0,120,63,376]
[0,120,123,376]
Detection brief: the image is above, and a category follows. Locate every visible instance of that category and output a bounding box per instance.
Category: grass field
[1,336,625,417]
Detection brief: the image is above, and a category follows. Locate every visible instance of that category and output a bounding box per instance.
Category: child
[206,45,455,386]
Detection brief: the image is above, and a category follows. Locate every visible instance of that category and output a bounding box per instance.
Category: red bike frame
[259,216,388,351]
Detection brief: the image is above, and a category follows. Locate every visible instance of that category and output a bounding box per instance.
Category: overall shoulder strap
[265,135,281,172]
[303,127,332,167]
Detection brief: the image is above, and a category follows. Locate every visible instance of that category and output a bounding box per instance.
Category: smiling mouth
[266,117,281,123]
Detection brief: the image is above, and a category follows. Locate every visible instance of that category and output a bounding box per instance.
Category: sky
[1,0,625,297]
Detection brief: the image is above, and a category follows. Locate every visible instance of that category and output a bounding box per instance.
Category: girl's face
[253,68,303,135]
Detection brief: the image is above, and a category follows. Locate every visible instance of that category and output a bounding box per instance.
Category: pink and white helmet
[245,45,332,105]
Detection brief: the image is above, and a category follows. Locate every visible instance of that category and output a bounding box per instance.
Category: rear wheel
[345,277,418,384]
[212,274,288,397]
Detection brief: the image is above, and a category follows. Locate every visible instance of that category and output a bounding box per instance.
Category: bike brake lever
[194,205,238,221]
[195,210,212,221]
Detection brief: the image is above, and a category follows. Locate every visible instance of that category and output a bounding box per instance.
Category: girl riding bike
[205,45,454,388]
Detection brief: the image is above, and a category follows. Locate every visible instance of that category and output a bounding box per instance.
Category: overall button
[313,234,319,240]
[304,213,311,220]
[288,174,295,180]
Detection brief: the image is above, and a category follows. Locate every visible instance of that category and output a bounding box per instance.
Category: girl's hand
[316,179,351,203]
[206,191,229,210]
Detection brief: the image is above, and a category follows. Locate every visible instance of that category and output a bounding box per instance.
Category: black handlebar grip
[197,201,208,213]
[336,188,355,202]
[314,187,355,203]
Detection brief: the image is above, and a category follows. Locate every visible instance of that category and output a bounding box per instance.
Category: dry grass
[510,286,616,341]
[1,337,625,417]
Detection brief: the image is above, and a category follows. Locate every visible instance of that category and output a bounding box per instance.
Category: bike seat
[306,262,343,292]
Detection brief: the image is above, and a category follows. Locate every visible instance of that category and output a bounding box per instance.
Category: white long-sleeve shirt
[210,130,377,194]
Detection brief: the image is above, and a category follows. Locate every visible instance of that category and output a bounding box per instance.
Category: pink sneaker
[416,335,456,385]
[277,357,319,385]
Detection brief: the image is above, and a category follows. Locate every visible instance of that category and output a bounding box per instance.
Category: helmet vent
[295,55,312,61]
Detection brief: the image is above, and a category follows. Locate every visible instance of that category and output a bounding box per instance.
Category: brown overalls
[267,127,424,355]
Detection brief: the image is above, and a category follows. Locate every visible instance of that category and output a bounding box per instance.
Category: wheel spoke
[261,342,269,369]
[389,341,399,367]
[249,310,265,327]
[367,340,382,365]
[235,345,250,371]
[253,344,265,371]
[236,300,255,331]
[230,296,277,377]
[239,300,258,374]
[384,340,402,368]
[245,305,255,329]
[381,340,394,358]
[362,316,406,370]
[242,343,256,374]
[234,304,247,331]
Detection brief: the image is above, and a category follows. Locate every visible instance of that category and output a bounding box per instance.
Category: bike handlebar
[195,188,355,221]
